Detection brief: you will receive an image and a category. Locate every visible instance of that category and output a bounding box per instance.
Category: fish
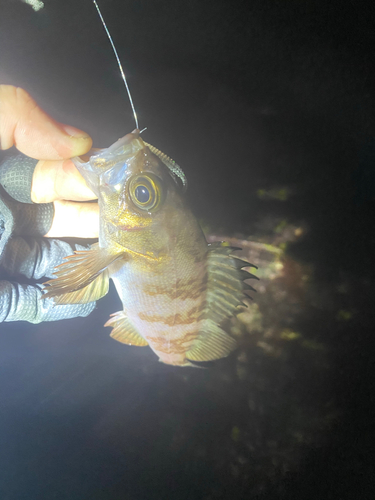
[42,131,257,366]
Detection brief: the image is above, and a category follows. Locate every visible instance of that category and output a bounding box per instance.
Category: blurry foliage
[336,309,354,321]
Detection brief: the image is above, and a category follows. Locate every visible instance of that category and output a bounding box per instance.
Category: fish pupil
[135,185,150,203]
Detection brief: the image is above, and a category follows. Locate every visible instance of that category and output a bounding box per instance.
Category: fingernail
[61,124,90,139]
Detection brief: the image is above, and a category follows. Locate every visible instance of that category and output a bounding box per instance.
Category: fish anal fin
[186,321,237,362]
[52,269,109,305]
[105,311,148,346]
[43,246,125,300]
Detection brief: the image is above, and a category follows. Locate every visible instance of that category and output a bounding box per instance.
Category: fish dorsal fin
[186,243,258,362]
[105,311,148,346]
[43,244,126,301]
[51,269,110,305]
[144,142,187,191]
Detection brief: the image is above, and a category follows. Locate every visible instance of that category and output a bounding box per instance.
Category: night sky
[1,1,375,499]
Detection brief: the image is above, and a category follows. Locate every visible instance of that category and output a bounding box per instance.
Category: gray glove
[0,153,96,323]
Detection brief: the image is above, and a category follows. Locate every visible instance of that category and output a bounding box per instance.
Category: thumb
[0,85,92,160]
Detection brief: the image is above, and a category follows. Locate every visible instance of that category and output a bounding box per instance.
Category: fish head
[72,131,201,260]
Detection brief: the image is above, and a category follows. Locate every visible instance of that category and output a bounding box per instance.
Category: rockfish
[43,131,257,366]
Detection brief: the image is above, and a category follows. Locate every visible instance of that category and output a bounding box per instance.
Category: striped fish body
[109,230,208,366]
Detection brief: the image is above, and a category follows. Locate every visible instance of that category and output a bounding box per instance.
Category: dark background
[1,0,375,499]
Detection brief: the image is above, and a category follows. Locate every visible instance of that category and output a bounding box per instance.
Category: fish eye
[135,185,150,204]
[129,173,164,211]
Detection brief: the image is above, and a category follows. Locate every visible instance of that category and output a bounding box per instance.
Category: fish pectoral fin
[186,320,237,362]
[43,246,125,301]
[51,269,110,305]
[105,311,148,346]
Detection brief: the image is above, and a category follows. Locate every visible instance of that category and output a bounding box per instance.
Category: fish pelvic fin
[105,311,148,346]
[43,244,126,303]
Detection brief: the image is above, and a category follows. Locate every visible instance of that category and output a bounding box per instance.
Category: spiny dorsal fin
[105,311,148,346]
[43,245,126,300]
[144,142,187,191]
[204,242,258,322]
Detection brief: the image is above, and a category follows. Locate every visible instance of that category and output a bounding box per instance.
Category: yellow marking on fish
[117,246,161,262]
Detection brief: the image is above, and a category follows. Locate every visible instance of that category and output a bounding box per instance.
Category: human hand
[0,85,99,237]
[0,85,99,323]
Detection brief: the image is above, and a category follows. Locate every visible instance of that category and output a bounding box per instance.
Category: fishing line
[93,0,139,130]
